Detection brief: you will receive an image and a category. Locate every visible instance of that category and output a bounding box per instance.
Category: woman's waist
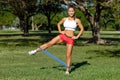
[65,27,75,31]
[64,30,74,37]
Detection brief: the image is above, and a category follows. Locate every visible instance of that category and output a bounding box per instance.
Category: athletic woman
[29,5,84,74]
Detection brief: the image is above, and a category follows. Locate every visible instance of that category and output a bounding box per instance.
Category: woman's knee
[66,54,71,59]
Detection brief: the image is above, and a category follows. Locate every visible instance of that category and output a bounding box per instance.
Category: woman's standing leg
[66,44,73,73]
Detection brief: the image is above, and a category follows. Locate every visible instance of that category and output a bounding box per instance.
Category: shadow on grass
[0,37,53,47]
[0,32,58,37]
[40,61,90,73]
[0,33,58,47]
[86,49,120,58]
[0,32,120,47]
[97,49,120,57]
[0,33,22,36]
[0,37,91,47]
[0,32,120,49]
[102,38,120,42]
[0,39,41,47]
[70,61,90,73]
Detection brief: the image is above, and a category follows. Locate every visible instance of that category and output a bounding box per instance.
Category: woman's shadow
[70,61,90,73]
[40,61,90,73]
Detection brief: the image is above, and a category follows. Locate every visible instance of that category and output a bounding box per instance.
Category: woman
[29,5,84,74]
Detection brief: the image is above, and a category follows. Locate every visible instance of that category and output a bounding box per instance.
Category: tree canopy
[0,0,119,39]
[63,0,120,43]
[0,0,39,35]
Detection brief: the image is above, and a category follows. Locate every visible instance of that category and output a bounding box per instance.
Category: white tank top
[63,18,77,31]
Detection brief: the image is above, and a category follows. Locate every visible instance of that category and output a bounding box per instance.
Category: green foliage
[75,9,89,30]
[37,0,63,33]
[30,14,47,26]
[0,0,40,35]
[86,0,120,31]
[51,13,63,25]
[0,11,15,26]
[112,2,120,24]
[0,0,38,17]
[38,0,62,17]
[99,1,120,30]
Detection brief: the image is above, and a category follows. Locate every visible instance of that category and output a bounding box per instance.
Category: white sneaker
[65,71,69,74]
[28,50,37,55]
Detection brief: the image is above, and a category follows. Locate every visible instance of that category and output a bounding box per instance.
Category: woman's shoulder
[75,18,81,23]
[63,17,68,20]
[61,17,68,22]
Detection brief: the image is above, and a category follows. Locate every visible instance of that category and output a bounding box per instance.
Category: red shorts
[59,34,74,45]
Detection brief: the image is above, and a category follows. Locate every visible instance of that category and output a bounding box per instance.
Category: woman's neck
[68,16,75,20]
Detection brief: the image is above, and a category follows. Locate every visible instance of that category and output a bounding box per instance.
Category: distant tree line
[0,0,120,43]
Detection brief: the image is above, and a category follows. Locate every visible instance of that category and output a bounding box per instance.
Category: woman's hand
[60,31,65,34]
[72,36,79,40]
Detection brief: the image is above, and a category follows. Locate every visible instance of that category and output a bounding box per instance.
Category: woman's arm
[72,19,84,39]
[57,18,66,34]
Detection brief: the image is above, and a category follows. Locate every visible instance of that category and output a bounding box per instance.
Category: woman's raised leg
[29,35,62,55]
[38,35,62,50]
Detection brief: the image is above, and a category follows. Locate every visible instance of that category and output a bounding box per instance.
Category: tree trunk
[47,14,51,34]
[23,17,29,36]
[19,17,29,36]
[31,16,35,31]
[19,19,24,31]
[92,22,101,43]
[92,3,102,43]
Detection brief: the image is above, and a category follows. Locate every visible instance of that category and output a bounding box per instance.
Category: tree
[0,0,39,36]
[30,14,47,30]
[0,11,16,29]
[111,1,120,30]
[100,1,120,31]
[38,0,62,34]
[101,9,114,30]
[63,0,117,43]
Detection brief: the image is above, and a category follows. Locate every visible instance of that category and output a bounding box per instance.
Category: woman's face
[68,7,75,17]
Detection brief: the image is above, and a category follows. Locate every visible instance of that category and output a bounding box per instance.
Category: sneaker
[28,50,37,55]
[65,71,69,74]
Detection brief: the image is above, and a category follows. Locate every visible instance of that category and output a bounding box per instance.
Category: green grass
[0,30,120,80]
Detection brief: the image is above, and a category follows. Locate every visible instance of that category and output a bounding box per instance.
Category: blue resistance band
[39,48,70,68]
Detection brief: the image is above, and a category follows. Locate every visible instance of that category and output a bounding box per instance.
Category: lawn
[0,30,120,80]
